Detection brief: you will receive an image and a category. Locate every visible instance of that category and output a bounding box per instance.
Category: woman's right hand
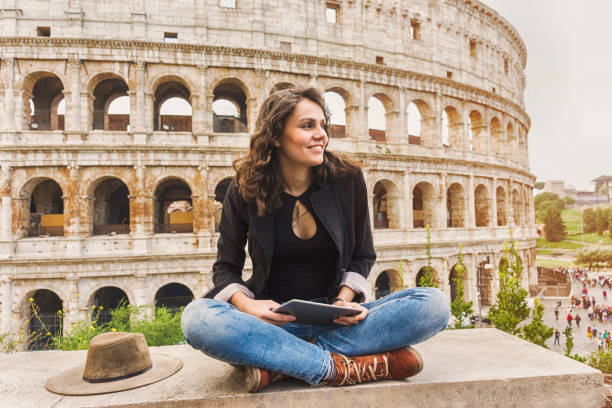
[230,292,296,326]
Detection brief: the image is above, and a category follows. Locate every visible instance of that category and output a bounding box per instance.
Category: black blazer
[205,169,376,303]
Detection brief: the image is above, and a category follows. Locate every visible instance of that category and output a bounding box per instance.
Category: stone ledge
[0,328,605,408]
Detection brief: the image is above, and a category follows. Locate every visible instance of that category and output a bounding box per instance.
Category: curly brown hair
[233,86,361,216]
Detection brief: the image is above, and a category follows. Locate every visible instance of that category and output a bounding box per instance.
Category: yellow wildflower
[28,297,34,303]
[46,332,51,336]
[98,306,103,310]
[111,328,117,332]
[89,325,94,330]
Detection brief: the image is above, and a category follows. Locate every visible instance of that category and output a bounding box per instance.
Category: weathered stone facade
[0,0,536,341]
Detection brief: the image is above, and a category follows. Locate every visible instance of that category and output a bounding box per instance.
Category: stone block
[0,328,604,408]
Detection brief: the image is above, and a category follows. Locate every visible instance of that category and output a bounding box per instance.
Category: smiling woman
[181,87,450,393]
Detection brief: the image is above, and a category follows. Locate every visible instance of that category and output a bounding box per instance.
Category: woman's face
[274,98,328,173]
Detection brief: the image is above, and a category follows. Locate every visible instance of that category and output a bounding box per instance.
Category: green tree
[564,197,576,205]
[584,208,597,233]
[596,208,608,236]
[519,297,554,348]
[564,326,574,357]
[543,206,566,242]
[534,181,545,190]
[450,244,473,329]
[487,241,529,335]
[418,225,438,288]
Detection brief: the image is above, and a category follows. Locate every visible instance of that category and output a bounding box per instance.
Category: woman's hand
[332,299,368,325]
[231,293,296,326]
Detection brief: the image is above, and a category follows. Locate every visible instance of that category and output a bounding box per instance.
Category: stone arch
[21,71,65,131]
[212,77,250,133]
[416,266,439,287]
[412,181,435,228]
[449,263,467,302]
[374,269,403,299]
[323,89,348,138]
[90,286,130,326]
[24,288,64,350]
[153,76,193,132]
[506,122,516,160]
[446,183,465,228]
[496,186,507,226]
[490,116,504,157]
[88,73,130,131]
[153,177,193,234]
[474,184,490,227]
[20,178,65,238]
[154,282,194,311]
[512,188,521,225]
[372,179,400,229]
[367,92,393,141]
[468,110,485,154]
[213,177,233,232]
[408,98,433,147]
[90,177,131,236]
[442,106,462,148]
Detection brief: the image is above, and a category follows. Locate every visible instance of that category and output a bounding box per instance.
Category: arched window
[368,96,386,141]
[25,179,64,237]
[490,117,503,157]
[477,260,493,306]
[27,289,63,350]
[416,266,439,287]
[474,184,490,227]
[468,110,484,154]
[413,182,435,228]
[91,77,129,131]
[213,80,248,133]
[92,286,129,326]
[154,81,192,132]
[447,183,465,228]
[375,269,403,299]
[92,178,130,235]
[155,283,194,312]
[323,91,346,138]
[373,182,389,229]
[154,179,193,233]
[407,102,422,138]
[26,74,65,131]
[443,106,461,148]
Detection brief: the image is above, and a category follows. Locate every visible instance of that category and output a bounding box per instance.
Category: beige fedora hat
[46,332,183,396]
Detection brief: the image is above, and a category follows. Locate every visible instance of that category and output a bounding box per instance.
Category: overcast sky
[481,0,612,190]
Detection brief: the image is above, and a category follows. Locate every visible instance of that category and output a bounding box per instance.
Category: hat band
[82,364,153,384]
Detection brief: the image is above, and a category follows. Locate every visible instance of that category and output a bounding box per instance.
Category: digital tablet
[273,299,361,326]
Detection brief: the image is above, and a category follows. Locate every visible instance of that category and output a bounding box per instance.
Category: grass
[536,237,584,250]
[566,232,612,245]
[536,258,574,268]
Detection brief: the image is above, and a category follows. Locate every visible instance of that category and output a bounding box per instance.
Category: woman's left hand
[332,300,368,325]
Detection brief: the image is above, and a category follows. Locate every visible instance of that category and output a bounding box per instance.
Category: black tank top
[267,183,338,304]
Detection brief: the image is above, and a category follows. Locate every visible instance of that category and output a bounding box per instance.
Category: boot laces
[337,354,390,385]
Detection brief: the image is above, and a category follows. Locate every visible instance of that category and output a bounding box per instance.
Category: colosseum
[0,0,535,348]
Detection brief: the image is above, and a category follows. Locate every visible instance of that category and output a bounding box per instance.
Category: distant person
[587,326,593,343]
[604,290,608,301]
[598,334,604,352]
[593,325,598,341]
[567,313,573,327]
[554,308,559,320]
[575,314,581,328]
[554,329,561,346]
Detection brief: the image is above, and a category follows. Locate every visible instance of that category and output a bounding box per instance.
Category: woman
[181,87,449,392]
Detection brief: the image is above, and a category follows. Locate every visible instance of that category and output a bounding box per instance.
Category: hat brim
[45,353,183,396]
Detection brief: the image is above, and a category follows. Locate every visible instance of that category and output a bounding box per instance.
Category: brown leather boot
[245,366,292,392]
[326,346,423,386]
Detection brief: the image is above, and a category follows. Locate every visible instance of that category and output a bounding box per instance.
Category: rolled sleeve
[340,271,372,302]
[214,283,255,303]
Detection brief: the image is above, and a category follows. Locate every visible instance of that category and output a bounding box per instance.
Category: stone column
[467,175,475,227]
[437,173,447,229]
[356,80,368,141]
[491,177,498,227]
[132,61,147,144]
[14,89,25,131]
[0,165,14,258]
[2,58,15,133]
[405,172,413,230]
[144,91,154,134]
[432,90,443,149]
[0,276,12,333]
[193,64,209,144]
[133,272,153,317]
[65,55,84,143]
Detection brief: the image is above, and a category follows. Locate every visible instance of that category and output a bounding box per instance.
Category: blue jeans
[181,287,450,385]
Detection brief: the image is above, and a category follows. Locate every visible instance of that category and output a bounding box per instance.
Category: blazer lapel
[247,203,274,272]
